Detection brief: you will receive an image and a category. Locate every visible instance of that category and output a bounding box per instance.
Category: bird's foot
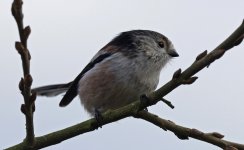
[140,94,149,111]
[94,108,103,128]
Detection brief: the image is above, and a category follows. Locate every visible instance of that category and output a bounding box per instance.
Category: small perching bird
[33,30,179,116]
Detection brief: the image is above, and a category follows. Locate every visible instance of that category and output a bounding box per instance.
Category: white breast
[78,52,167,115]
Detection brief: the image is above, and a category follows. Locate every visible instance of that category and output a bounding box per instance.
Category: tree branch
[12,0,36,147]
[134,111,244,150]
[8,2,244,149]
[148,19,244,102]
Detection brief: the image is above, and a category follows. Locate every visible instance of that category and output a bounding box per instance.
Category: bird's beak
[168,49,179,57]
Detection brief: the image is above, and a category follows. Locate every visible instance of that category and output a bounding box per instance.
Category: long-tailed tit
[33,30,179,116]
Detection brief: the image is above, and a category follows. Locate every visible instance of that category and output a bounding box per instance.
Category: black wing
[59,53,112,107]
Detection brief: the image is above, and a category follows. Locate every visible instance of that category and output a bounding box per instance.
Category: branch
[5,104,138,149]
[12,0,36,147]
[148,19,244,102]
[6,15,244,150]
[134,111,244,150]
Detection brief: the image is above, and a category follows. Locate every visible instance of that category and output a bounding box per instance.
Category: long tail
[32,82,72,97]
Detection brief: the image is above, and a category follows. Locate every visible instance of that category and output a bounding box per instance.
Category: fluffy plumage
[32,30,179,115]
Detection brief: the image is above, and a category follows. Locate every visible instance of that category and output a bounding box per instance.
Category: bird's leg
[140,94,149,111]
[94,108,103,128]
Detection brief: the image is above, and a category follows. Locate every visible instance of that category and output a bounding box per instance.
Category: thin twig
[135,111,244,150]
[148,19,244,103]
[12,0,35,146]
[161,98,174,109]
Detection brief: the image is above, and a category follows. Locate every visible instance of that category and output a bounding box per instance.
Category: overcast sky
[1,0,244,149]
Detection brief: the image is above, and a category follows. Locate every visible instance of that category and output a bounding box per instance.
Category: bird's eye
[158,42,164,48]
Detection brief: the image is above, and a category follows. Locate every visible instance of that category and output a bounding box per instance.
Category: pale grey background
[1,0,244,149]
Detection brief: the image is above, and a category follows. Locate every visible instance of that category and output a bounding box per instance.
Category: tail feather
[32,83,72,97]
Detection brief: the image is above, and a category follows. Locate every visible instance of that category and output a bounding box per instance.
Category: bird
[32,30,179,116]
